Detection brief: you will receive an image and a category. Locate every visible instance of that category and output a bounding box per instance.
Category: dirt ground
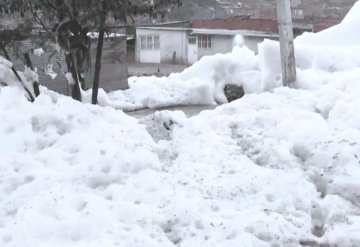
[83,63,187,92]
[128,63,188,77]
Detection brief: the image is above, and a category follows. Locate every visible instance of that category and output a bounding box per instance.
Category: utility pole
[276,0,296,86]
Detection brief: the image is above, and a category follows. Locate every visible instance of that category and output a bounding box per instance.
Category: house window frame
[198,35,211,49]
[188,36,197,44]
[140,36,147,50]
[154,35,160,50]
[140,35,160,50]
[294,9,304,17]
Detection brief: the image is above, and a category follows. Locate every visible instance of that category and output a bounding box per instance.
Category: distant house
[135,19,279,65]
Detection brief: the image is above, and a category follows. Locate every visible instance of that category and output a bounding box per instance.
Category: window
[154,35,160,50]
[188,37,197,44]
[294,9,303,16]
[141,37,147,50]
[140,35,160,50]
[198,35,211,49]
[146,36,152,49]
[293,8,304,18]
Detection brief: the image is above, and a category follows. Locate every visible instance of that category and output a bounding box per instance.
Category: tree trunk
[66,53,82,101]
[1,46,35,102]
[91,29,104,104]
[54,0,81,101]
[91,11,106,105]
[24,52,40,97]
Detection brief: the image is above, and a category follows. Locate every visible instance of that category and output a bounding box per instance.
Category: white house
[135,19,279,65]
[135,26,188,64]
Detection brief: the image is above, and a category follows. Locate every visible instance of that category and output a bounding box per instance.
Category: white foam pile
[1,1,360,247]
[0,56,38,99]
[103,1,360,110]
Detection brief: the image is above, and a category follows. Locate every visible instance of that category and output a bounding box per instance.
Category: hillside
[1,0,357,30]
[163,0,357,30]
[167,0,356,20]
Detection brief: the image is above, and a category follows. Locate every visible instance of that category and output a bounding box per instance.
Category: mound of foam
[296,1,360,46]
[259,1,360,89]
[0,56,38,99]
[0,87,162,247]
[108,44,261,109]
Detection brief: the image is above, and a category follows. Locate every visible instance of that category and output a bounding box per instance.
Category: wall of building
[86,36,129,91]
[197,35,268,60]
[243,36,275,54]
[7,37,128,96]
[160,29,187,64]
[136,28,188,64]
[8,41,70,95]
[197,35,233,59]
[135,29,274,64]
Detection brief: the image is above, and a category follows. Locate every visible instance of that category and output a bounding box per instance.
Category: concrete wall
[135,28,275,64]
[8,41,70,95]
[136,28,187,64]
[243,36,270,54]
[86,36,129,91]
[127,39,136,63]
[197,35,268,59]
[198,35,233,59]
[7,37,128,96]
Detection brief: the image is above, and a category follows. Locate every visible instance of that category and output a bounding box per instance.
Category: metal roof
[136,26,278,38]
[190,28,278,38]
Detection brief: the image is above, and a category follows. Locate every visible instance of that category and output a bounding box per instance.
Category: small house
[135,19,279,65]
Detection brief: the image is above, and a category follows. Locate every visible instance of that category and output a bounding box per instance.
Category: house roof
[135,25,278,38]
[191,18,278,34]
[190,28,278,38]
[135,26,191,32]
[135,18,281,38]
[136,21,191,28]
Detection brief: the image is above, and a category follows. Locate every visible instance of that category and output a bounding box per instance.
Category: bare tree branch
[29,1,54,35]
[1,45,35,102]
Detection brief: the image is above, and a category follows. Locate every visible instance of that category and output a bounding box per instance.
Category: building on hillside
[207,0,355,31]
[135,19,279,65]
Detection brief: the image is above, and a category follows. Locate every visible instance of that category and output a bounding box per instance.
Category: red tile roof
[313,17,342,32]
[191,18,278,34]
